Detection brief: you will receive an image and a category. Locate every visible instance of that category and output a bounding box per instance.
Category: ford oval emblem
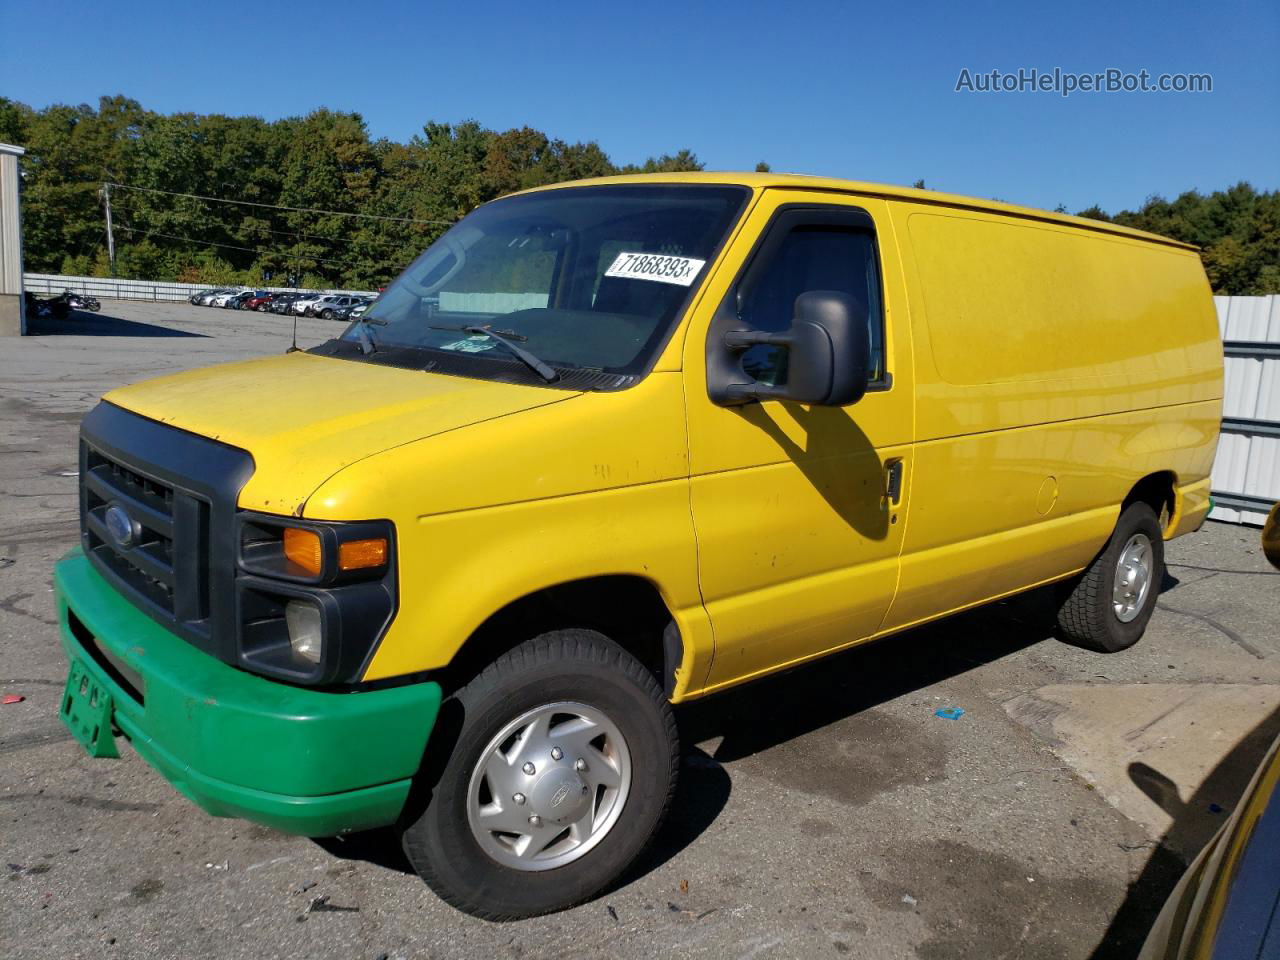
[104,504,136,549]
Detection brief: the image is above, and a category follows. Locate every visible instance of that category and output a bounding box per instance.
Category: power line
[113,199,415,249]
[117,225,371,269]
[106,181,455,227]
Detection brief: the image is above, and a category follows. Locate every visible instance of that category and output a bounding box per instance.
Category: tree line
[1,96,1275,294]
[0,95,706,290]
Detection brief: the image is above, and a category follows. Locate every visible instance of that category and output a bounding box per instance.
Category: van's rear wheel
[1056,501,1164,652]
[400,629,678,920]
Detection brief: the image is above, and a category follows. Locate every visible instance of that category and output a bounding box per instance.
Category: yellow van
[56,173,1222,918]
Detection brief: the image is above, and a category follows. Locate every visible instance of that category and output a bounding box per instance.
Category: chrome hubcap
[1113,533,1154,623]
[466,701,631,871]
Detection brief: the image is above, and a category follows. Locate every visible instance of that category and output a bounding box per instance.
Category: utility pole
[101,183,116,277]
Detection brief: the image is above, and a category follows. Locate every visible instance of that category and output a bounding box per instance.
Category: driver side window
[738,225,886,386]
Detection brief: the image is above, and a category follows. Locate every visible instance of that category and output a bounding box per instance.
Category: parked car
[271,293,311,314]
[329,298,374,322]
[1264,501,1280,569]
[268,293,301,314]
[294,294,359,318]
[1138,508,1280,958]
[209,290,244,307]
[226,290,269,310]
[192,288,233,306]
[226,290,260,309]
[320,295,371,321]
[291,293,327,315]
[244,294,276,311]
[56,173,1223,920]
[1140,733,1280,958]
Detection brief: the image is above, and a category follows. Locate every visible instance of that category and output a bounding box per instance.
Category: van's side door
[683,191,914,692]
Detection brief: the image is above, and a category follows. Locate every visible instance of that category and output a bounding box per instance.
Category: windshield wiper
[430,323,526,341]
[429,324,559,383]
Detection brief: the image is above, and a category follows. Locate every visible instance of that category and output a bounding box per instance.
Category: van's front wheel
[1056,501,1165,652]
[400,629,678,920]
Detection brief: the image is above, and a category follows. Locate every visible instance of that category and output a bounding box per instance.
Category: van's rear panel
[897,206,1221,440]
[882,198,1221,631]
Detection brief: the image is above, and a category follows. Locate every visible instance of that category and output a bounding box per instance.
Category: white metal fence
[1210,295,1279,525]
[22,272,373,302]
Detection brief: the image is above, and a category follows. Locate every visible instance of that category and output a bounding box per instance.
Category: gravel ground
[2,300,1277,960]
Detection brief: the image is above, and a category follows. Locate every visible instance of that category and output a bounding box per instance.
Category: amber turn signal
[283,528,323,576]
[338,537,388,571]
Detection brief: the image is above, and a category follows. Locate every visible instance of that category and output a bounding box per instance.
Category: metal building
[0,142,26,336]
[1210,294,1280,525]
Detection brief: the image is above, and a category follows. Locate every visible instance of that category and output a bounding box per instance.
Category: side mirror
[718,291,870,406]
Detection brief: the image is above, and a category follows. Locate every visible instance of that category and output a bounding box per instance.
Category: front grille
[83,449,180,613]
[80,442,213,633]
[77,402,254,665]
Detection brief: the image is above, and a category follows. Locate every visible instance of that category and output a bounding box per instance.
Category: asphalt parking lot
[3,300,1278,960]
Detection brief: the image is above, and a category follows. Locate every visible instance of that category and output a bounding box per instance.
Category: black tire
[400,629,678,920]
[1056,501,1164,652]
[320,309,334,319]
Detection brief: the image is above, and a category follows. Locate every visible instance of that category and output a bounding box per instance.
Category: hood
[103,351,577,515]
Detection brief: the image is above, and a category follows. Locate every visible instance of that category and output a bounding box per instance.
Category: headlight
[235,514,397,685]
[242,518,390,584]
[285,600,323,664]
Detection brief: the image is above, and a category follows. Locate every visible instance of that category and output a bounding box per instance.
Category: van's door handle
[884,458,904,505]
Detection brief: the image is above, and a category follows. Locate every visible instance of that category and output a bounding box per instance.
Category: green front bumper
[54,549,441,837]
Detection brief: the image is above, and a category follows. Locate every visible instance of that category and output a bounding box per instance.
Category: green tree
[17,94,1272,295]
[6,95,710,287]
[619,149,703,174]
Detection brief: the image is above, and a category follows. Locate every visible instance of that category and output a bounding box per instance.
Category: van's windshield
[323,184,749,388]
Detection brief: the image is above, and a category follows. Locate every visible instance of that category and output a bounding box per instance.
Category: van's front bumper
[54,549,440,837]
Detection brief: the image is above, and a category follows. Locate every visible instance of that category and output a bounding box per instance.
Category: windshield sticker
[440,336,496,354]
[604,251,706,287]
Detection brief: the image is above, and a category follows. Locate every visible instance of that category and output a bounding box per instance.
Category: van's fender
[300,373,715,698]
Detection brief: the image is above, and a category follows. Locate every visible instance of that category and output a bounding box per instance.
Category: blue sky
[3,0,1276,213]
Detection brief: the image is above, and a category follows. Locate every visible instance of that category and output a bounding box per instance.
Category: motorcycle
[36,289,101,318]
[63,289,101,312]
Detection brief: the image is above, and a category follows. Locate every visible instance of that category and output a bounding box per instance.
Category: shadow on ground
[316,742,734,891]
[297,581,1276,949]
[1089,706,1280,959]
[677,587,1055,762]
[317,589,1055,900]
[26,310,207,338]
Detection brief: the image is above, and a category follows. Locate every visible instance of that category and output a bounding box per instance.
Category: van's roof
[519,172,1198,252]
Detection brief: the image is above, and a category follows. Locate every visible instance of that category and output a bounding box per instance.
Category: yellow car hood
[103,352,577,515]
